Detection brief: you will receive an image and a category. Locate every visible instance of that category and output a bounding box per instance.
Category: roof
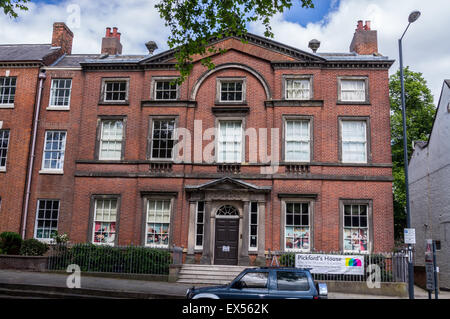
[53,54,101,67]
[0,44,59,62]
[317,52,391,62]
[445,79,450,88]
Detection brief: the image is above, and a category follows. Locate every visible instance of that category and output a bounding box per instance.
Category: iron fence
[269,250,408,283]
[47,243,172,276]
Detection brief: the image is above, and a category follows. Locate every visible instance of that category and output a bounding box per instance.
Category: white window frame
[341,120,368,164]
[284,201,311,253]
[0,76,16,108]
[285,78,311,100]
[0,129,10,172]
[48,78,72,109]
[284,119,311,163]
[153,80,178,100]
[99,120,124,160]
[343,203,370,254]
[339,78,367,103]
[34,199,59,242]
[249,202,258,252]
[217,120,243,163]
[217,78,246,103]
[102,79,129,103]
[150,118,176,161]
[194,201,205,250]
[92,198,118,246]
[40,130,67,174]
[145,199,172,248]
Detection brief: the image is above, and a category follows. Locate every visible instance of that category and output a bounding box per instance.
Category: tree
[389,67,436,239]
[156,0,315,83]
[0,0,29,18]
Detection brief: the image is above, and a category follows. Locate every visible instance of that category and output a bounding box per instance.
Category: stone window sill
[39,170,64,175]
[0,104,14,109]
[47,106,70,111]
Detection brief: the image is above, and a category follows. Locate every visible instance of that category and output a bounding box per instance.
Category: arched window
[216,205,239,217]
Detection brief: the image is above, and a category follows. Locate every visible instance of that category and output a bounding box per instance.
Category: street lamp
[399,10,421,300]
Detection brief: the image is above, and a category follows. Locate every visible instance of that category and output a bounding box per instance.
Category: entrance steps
[176,264,255,285]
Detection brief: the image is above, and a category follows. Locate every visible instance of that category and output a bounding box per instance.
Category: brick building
[0,21,395,265]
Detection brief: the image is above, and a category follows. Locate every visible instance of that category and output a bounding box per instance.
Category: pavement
[0,269,449,299]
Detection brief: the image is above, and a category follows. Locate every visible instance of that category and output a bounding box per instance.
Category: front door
[214,218,239,265]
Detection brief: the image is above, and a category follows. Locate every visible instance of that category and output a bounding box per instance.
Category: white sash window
[285,120,310,162]
[285,79,310,100]
[340,79,366,102]
[218,121,243,163]
[341,121,367,163]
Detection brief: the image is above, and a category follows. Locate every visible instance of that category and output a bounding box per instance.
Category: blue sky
[283,0,340,26]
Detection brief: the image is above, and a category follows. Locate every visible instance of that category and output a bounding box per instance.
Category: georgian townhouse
[0,23,70,235]
[6,21,394,266]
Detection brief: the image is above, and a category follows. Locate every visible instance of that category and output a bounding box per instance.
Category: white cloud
[249,0,450,104]
[0,0,448,103]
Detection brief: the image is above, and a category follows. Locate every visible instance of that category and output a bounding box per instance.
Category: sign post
[425,239,439,299]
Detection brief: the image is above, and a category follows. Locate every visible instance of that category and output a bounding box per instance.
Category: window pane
[239,272,268,289]
[277,271,310,291]
[43,131,66,170]
[220,81,244,101]
[35,200,59,239]
[341,79,366,101]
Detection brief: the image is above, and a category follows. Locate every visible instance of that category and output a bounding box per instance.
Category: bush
[279,253,295,267]
[0,232,23,255]
[20,239,49,256]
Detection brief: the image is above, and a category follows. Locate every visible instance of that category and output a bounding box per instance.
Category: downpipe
[21,71,46,239]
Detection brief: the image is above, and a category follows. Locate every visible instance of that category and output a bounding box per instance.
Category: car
[186,267,328,299]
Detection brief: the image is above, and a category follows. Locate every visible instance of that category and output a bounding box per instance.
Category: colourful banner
[295,254,365,275]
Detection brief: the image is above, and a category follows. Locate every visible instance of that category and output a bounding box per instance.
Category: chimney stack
[350,20,378,55]
[101,27,123,55]
[52,22,74,55]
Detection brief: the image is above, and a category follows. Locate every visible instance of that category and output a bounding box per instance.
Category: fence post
[169,246,183,283]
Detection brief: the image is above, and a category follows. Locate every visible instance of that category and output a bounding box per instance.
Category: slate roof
[53,54,101,67]
[0,44,59,62]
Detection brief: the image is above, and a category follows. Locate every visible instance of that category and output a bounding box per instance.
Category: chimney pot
[356,20,364,31]
[350,19,378,55]
[364,21,371,30]
[106,27,111,37]
[101,26,122,55]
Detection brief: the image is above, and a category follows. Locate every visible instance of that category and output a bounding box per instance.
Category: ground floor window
[195,201,205,249]
[285,202,310,252]
[249,202,258,251]
[146,199,171,248]
[93,198,118,245]
[343,204,369,253]
[35,200,59,240]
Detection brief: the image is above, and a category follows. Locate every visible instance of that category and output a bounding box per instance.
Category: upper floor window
[285,78,311,100]
[217,78,246,103]
[341,120,367,163]
[285,119,311,162]
[42,131,67,172]
[0,77,16,106]
[98,119,124,160]
[149,118,176,160]
[49,79,72,108]
[338,77,368,103]
[217,120,243,163]
[0,130,10,171]
[101,79,129,103]
[154,80,178,100]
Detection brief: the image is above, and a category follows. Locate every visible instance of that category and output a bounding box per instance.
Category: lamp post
[399,10,421,300]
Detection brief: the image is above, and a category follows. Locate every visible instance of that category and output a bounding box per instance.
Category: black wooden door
[214,219,239,265]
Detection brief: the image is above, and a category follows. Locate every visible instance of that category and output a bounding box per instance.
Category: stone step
[177,279,231,285]
[176,264,256,285]
[178,274,237,280]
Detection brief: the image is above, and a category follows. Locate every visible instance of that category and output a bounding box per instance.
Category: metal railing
[47,243,172,275]
[269,250,408,283]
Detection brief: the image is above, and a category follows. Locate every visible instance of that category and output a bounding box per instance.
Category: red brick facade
[0,23,395,265]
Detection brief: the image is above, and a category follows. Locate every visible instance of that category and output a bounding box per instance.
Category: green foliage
[19,239,49,256]
[49,244,172,275]
[0,232,23,255]
[389,67,436,239]
[0,0,29,18]
[279,253,295,267]
[155,0,315,83]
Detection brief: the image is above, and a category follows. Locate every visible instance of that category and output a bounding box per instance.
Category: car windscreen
[276,271,310,291]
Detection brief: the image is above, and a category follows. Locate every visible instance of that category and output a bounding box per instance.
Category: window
[285,78,311,100]
[237,272,268,289]
[0,130,10,170]
[219,80,245,102]
[99,120,124,160]
[0,77,16,105]
[277,271,310,291]
[42,131,66,172]
[339,79,366,102]
[145,199,171,248]
[341,120,367,163]
[218,120,242,163]
[285,119,311,162]
[249,202,258,251]
[343,204,369,253]
[35,200,59,240]
[285,202,310,251]
[195,201,205,249]
[102,79,128,102]
[154,80,178,100]
[93,198,118,245]
[49,79,72,108]
[150,119,176,160]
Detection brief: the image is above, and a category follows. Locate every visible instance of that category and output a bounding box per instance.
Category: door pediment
[185,177,272,193]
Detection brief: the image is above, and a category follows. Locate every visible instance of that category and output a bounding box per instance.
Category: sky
[1,0,449,104]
